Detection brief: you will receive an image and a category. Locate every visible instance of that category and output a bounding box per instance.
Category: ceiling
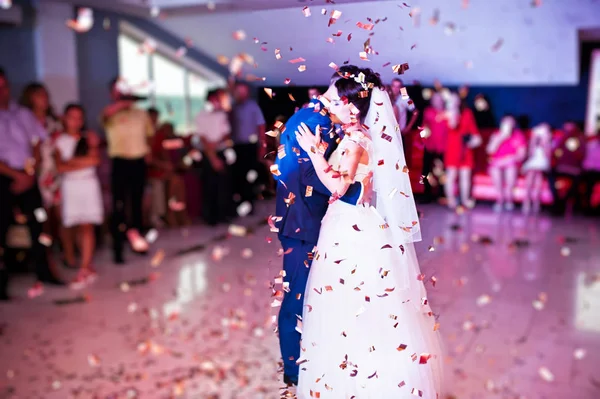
[63,0,600,86]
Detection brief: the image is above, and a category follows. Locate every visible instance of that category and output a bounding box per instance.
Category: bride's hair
[330,65,384,123]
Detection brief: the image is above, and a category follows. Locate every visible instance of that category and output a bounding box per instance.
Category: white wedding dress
[297,131,444,398]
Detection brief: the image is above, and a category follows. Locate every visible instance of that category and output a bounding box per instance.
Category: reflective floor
[1,201,599,399]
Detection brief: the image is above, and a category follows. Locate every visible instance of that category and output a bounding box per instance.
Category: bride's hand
[295,123,321,154]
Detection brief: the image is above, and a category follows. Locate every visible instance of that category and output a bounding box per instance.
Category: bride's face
[322,84,353,125]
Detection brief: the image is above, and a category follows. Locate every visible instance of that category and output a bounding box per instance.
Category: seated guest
[486,115,528,212]
[547,121,586,215]
[0,68,64,300]
[521,123,552,214]
[196,89,233,226]
[421,92,448,203]
[581,131,600,216]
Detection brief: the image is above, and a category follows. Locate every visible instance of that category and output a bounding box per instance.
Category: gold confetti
[306,186,313,197]
[298,65,307,72]
[264,88,273,98]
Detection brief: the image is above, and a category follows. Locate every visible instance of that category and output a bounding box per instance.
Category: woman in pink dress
[421,92,448,202]
[486,116,527,212]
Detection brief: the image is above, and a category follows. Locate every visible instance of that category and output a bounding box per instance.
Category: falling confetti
[66,7,94,33]
[491,38,504,52]
[233,30,246,40]
[538,366,555,382]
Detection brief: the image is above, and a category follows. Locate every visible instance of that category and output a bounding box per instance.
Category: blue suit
[274,100,363,379]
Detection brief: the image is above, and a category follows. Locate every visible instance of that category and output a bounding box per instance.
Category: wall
[0,0,38,98]
[157,0,600,86]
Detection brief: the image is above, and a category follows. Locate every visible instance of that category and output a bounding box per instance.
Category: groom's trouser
[278,235,316,377]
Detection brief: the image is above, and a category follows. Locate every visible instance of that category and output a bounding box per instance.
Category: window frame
[118,21,225,134]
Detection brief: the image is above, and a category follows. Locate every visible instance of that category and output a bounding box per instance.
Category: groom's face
[322,84,352,125]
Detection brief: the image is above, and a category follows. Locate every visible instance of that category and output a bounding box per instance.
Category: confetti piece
[298,65,307,72]
[237,201,252,217]
[34,208,47,223]
[306,186,313,197]
[246,169,258,183]
[162,138,184,149]
[356,21,374,30]
[393,63,410,75]
[224,148,237,164]
[573,348,586,359]
[264,88,273,98]
[87,354,100,367]
[38,233,52,247]
[491,38,504,52]
[289,57,306,64]
[233,30,246,40]
[302,6,311,17]
[241,248,253,259]
[411,388,423,396]
[27,282,44,299]
[145,228,158,244]
[228,224,247,237]
[66,7,94,33]
[476,294,491,306]
[151,249,164,267]
[538,366,555,382]
[397,344,407,351]
[352,224,362,231]
[560,247,571,257]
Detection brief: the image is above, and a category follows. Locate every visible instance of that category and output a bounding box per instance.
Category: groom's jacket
[274,99,364,244]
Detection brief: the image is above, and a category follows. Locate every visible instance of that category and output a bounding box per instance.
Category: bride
[294,66,443,398]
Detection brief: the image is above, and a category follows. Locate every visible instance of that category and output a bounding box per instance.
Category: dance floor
[1,201,599,399]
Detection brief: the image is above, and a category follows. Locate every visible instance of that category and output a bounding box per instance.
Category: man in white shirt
[390,78,419,133]
[196,88,234,226]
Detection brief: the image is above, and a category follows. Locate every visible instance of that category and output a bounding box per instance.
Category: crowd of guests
[413,86,600,216]
[0,67,267,300]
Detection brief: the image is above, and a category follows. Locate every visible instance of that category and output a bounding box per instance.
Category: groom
[274,66,368,386]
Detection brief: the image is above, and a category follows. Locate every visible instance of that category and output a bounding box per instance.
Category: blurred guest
[231,81,266,212]
[196,89,233,226]
[19,83,74,267]
[102,78,153,263]
[581,131,600,216]
[547,122,586,215]
[421,92,448,203]
[0,68,63,300]
[486,115,527,212]
[54,104,102,289]
[390,78,419,133]
[472,94,496,128]
[147,107,172,228]
[302,87,321,108]
[162,123,191,227]
[521,123,552,214]
[444,93,482,209]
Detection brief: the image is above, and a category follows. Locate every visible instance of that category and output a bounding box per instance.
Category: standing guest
[444,92,482,209]
[486,115,528,212]
[421,92,448,203]
[162,123,192,227]
[547,122,586,215]
[54,104,103,289]
[389,78,419,133]
[521,123,553,214]
[196,89,233,225]
[102,78,153,263]
[231,81,266,212]
[302,87,321,109]
[19,83,75,268]
[0,68,63,300]
[147,107,172,228]
[581,131,600,216]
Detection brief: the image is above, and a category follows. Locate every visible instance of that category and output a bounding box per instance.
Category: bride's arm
[296,123,363,198]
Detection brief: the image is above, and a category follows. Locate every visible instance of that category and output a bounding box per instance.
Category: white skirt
[297,201,444,399]
[61,176,104,228]
[522,148,550,172]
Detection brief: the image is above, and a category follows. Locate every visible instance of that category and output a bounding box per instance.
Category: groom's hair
[329,65,384,122]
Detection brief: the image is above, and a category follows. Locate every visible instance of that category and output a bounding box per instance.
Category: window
[586,49,600,134]
[117,24,225,135]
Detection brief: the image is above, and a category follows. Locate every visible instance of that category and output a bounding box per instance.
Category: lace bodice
[328,131,372,184]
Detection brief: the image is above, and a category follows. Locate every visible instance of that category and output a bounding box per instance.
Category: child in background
[486,115,527,212]
[54,104,103,289]
[521,123,552,214]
